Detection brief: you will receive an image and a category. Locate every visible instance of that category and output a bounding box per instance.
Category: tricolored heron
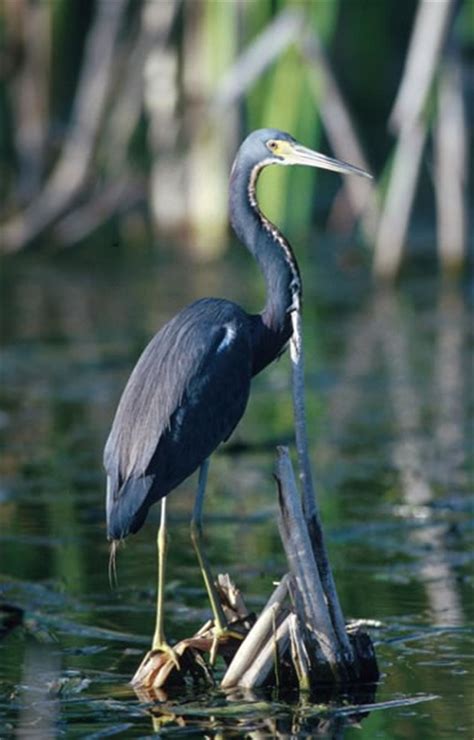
[104,128,370,663]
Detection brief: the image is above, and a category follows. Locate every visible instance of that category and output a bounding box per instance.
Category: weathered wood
[221,576,290,689]
[290,311,354,665]
[275,446,349,680]
[288,613,312,691]
[232,613,292,690]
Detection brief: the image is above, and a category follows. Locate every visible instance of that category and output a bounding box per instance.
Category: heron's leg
[151,497,179,667]
[191,459,239,663]
[190,459,227,632]
[152,498,167,649]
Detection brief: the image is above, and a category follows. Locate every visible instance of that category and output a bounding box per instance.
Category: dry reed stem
[373,0,455,279]
[221,576,290,689]
[434,57,467,271]
[1,0,126,253]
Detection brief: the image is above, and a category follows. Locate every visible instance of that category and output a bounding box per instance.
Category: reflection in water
[141,685,439,738]
[376,289,464,627]
[376,290,434,507]
[329,286,467,628]
[434,289,467,488]
[144,686,378,738]
[16,643,60,738]
[327,309,378,435]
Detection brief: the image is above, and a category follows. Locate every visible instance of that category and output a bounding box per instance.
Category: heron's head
[235,128,372,179]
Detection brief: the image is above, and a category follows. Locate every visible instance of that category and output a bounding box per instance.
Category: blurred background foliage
[0,0,471,276]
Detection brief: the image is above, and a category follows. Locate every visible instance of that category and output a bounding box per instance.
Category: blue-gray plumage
[105,299,253,538]
[104,129,371,543]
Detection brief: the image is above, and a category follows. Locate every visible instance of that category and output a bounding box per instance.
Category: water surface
[1,241,472,737]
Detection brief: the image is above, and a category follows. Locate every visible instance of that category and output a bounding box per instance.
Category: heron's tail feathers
[106,474,157,540]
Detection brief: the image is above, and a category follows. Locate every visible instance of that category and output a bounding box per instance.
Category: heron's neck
[229,162,301,333]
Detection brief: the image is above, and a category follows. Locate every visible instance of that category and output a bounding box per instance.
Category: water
[0,240,472,738]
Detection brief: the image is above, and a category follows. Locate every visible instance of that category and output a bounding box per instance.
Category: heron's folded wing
[103,299,252,488]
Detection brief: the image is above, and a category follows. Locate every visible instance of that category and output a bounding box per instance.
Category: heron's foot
[150,640,180,671]
[209,624,245,666]
[132,639,213,693]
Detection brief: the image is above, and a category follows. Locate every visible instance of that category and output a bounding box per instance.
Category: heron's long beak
[279,141,372,179]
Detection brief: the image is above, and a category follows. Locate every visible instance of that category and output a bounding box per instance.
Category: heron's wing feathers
[104,299,252,490]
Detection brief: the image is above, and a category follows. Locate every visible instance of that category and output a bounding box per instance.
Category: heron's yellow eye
[267,140,278,152]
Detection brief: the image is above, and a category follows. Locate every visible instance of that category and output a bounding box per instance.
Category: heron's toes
[209,625,244,665]
[151,641,181,670]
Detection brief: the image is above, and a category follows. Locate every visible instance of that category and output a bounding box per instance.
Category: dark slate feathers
[104,298,253,539]
[104,129,303,541]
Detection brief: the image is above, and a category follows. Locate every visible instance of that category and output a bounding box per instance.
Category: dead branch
[301,31,378,239]
[8,0,49,203]
[373,122,427,279]
[211,9,303,110]
[290,310,354,664]
[389,0,455,133]
[221,576,290,689]
[373,0,455,280]
[275,447,346,678]
[1,0,127,253]
[53,176,146,247]
[434,56,467,271]
[102,0,177,177]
